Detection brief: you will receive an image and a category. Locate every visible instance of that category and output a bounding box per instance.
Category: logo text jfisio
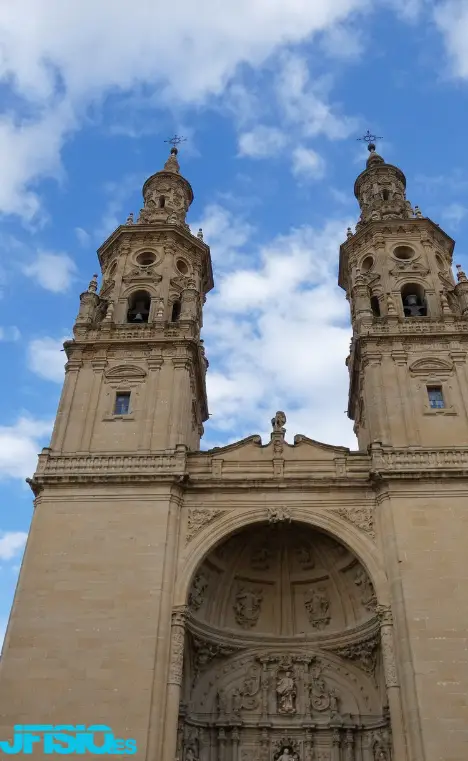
[0,725,137,755]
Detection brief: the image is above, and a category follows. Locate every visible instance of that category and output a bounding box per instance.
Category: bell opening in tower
[126,290,151,323]
[401,283,427,317]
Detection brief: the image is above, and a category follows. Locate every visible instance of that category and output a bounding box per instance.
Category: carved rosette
[168,606,189,686]
[186,508,224,544]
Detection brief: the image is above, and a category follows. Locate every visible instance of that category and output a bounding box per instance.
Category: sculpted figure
[276,670,296,714]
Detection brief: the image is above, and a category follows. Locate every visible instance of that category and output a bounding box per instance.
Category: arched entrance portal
[177,522,392,761]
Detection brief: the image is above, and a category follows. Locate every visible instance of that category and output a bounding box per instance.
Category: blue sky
[0,0,468,644]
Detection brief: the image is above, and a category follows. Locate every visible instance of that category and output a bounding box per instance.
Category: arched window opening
[159,195,166,208]
[401,283,427,317]
[371,295,381,317]
[382,188,389,201]
[127,290,151,323]
[171,300,182,322]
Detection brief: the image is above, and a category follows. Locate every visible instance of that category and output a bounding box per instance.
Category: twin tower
[0,142,467,761]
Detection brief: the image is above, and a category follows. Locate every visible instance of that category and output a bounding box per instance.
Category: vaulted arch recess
[177,522,392,761]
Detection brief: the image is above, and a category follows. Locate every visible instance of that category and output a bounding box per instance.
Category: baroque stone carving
[304,586,331,629]
[271,411,286,431]
[276,668,297,714]
[250,544,272,570]
[309,661,336,712]
[188,573,208,611]
[295,543,315,569]
[168,607,188,686]
[333,634,380,677]
[354,566,377,611]
[191,636,238,678]
[186,508,224,544]
[267,506,292,524]
[336,506,375,539]
[234,586,263,628]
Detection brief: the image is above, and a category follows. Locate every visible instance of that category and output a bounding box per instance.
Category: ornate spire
[354,134,414,229]
[163,146,180,174]
[136,136,193,228]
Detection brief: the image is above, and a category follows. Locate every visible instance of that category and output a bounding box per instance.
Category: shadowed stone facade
[0,142,467,760]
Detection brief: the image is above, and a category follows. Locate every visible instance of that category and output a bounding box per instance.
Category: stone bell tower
[339,138,468,449]
[55,143,213,455]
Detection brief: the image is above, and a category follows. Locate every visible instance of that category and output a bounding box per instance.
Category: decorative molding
[336,506,375,539]
[186,508,225,544]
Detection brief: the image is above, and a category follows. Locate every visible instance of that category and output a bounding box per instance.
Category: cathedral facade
[0,142,467,760]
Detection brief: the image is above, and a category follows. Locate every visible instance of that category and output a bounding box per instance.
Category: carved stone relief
[188,573,208,611]
[336,506,375,539]
[304,586,331,629]
[354,565,377,612]
[234,586,263,628]
[276,668,297,714]
[186,508,224,544]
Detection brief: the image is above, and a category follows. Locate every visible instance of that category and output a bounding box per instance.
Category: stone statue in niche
[185,749,199,761]
[354,566,377,612]
[188,573,208,612]
[276,669,297,714]
[277,750,295,761]
[372,732,390,761]
[304,586,331,629]
[234,586,263,628]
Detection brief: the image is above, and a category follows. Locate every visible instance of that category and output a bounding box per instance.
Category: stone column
[377,605,407,761]
[344,729,354,761]
[139,357,163,450]
[217,727,226,761]
[231,727,240,761]
[50,359,82,450]
[162,605,188,761]
[169,358,191,448]
[79,359,107,451]
[304,728,314,761]
[331,728,341,761]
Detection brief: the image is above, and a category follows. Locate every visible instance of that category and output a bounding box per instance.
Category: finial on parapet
[271,411,286,434]
[346,227,353,239]
[126,212,134,225]
[456,264,468,282]
[414,205,423,218]
[197,228,204,241]
[88,274,98,293]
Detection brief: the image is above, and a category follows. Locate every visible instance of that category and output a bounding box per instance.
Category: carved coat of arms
[234,587,263,628]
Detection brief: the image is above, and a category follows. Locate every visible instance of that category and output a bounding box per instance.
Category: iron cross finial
[357,130,383,152]
[164,135,187,153]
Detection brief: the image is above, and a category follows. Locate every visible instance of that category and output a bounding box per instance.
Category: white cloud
[75,227,90,247]
[434,1,468,79]
[275,52,358,140]
[23,252,77,293]
[238,126,287,158]
[320,24,364,59]
[441,202,467,227]
[191,204,254,268]
[0,326,21,342]
[27,337,68,382]
[292,146,326,180]
[0,416,53,480]
[0,532,28,561]
[0,0,370,218]
[201,205,356,448]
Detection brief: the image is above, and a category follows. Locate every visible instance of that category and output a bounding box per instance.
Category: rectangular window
[427,386,445,409]
[114,392,130,415]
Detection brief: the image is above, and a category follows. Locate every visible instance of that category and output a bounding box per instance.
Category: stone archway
[176,522,393,761]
